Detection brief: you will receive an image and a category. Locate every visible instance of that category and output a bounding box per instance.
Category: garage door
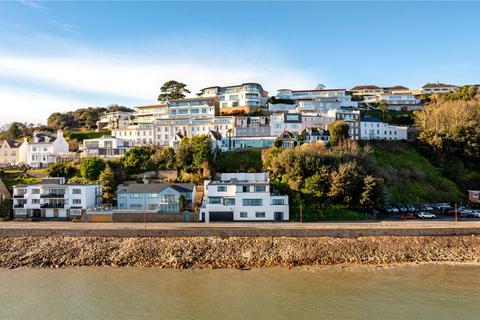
[209,211,234,222]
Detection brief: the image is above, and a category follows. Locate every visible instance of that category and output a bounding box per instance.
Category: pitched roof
[117,183,195,193]
[422,82,457,88]
[209,130,222,141]
[383,85,409,91]
[1,140,21,148]
[350,85,382,91]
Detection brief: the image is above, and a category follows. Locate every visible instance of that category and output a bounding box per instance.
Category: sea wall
[0,236,479,268]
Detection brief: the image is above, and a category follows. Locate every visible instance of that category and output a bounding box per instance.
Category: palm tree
[226,128,234,150]
[378,100,388,121]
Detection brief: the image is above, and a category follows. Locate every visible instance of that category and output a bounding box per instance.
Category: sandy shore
[1,235,479,268]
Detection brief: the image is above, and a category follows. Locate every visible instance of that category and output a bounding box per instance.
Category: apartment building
[276,88,358,110]
[200,172,289,222]
[197,83,268,113]
[134,103,170,122]
[350,85,384,96]
[116,182,195,212]
[12,177,101,219]
[0,140,21,165]
[82,136,134,158]
[17,130,69,168]
[111,124,155,145]
[327,109,361,140]
[234,116,271,137]
[421,83,458,94]
[360,118,408,140]
[96,111,134,131]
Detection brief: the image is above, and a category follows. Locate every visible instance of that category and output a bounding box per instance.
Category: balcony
[13,194,26,198]
[13,204,25,208]
[40,193,66,198]
[40,203,65,208]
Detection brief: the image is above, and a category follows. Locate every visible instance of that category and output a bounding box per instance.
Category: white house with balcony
[276,88,358,111]
[360,118,408,140]
[197,83,268,112]
[363,94,422,111]
[421,82,458,94]
[12,177,102,219]
[96,111,134,131]
[17,130,70,168]
[82,136,134,158]
[200,172,289,222]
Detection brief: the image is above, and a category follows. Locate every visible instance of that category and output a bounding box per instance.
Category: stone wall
[112,211,196,223]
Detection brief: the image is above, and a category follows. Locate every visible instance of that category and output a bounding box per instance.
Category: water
[0,264,479,320]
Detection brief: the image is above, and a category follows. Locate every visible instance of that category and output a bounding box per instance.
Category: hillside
[371,142,464,204]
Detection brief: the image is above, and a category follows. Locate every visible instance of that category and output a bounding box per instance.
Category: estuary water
[0,264,479,320]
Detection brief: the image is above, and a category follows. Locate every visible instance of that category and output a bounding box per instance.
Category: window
[119,193,127,198]
[148,204,158,210]
[130,204,143,209]
[272,199,284,205]
[255,212,266,218]
[208,197,222,204]
[31,189,40,194]
[148,193,159,198]
[243,199,262,206]
[72,199,81,205]
[223,198,235,206]
[130,193,143,199]
[242,186,250,192]
[31,199,40,204]
[72,189,81,195]
[240,212,248,218]
[254,185,266,192]
[217,186,227,192]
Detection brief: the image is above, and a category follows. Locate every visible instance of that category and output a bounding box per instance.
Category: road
[1,220,480,237]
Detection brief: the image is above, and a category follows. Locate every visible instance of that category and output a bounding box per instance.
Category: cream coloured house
[0,140,21,165]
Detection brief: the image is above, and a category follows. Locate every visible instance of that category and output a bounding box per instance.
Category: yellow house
[0,140,21,165]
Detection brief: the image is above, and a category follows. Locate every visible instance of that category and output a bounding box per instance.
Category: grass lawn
[372,141,464,204]
[290,204,373,222]
[362,110,415,125]
[4,177,41,190]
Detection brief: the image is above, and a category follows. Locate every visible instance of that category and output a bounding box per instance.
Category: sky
[1,1,480,125]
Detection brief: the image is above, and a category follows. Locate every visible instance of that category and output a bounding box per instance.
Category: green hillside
[371,142,464,204]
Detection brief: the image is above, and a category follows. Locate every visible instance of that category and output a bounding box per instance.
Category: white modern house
[421,82,458,94]
[360,118,408,140]
[363,94,422,111]
[96,111,134,131]
[200,172,289,222]
[12,177,102,219]
[197,83,268,112]
[18,130,70,168]
[276,88,358,110]
[82,136,134,158]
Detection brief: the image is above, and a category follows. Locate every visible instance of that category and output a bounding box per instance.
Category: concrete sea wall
[0,236,479,268]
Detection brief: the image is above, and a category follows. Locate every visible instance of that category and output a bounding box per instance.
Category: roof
[350,85,382,91]
[1,140,21,148]
[209,130,222,141]
[198,82,265,92]
[289,88,346,93]
[361,117,382,122]
[422,83,458,88]
[384,85,409,91]
[169,97,219,103]
[34,132,56,143]
[116,183,195,193]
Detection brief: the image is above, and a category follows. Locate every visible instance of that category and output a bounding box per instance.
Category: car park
[417,212,437,219]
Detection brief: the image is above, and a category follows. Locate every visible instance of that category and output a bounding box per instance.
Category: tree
[328,161,365,207]
[4,123,22,140]
[191,135,212,172]
[150,147,176,170]
[178,194,187,212]
[328,120,350,146]
[302,167,331,200]
[47,112,75,130]
[123,146,154,174]
[98,165,115,202]
[157,80,190,101]
[378,100,388,121]
[360,175,384,207]
[80,157,106,181]
[48,162,78,179]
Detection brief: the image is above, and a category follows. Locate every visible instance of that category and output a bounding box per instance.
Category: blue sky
[1,1,479,124]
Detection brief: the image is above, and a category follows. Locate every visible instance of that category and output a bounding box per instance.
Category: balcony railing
[13,204,25,208]
[40,203,65,208]
[13,194,26,198]
[40,193,66,198]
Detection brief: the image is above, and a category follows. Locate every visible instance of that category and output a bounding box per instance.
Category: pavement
[1,220,480,237]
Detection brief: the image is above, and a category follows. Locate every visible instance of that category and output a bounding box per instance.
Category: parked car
[398,205,408,213]
[400,214,416,220]
[417,212,437,219]
[385,206,399,214]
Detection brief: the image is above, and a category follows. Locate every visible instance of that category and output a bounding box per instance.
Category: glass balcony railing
[40,193,66,198]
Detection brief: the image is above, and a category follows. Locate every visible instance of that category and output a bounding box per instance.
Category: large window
[130,193,143,199]
[217,186,227,192]
[242,186,250,192]
[148,193,159,198]
[240,212,248,218]
[31,189,40,194]
[130,204,143,209]
[242,199,262,206]
[272,198,284,205]
[148,204,158,210]
[254,185,266,192]
[72,189,82,195]
[223,198,235,206]
[72,199,81,205]
[208,197,222,204]
[255,212,266,218]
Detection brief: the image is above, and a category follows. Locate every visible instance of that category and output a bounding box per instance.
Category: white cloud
[0,88,92,125]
